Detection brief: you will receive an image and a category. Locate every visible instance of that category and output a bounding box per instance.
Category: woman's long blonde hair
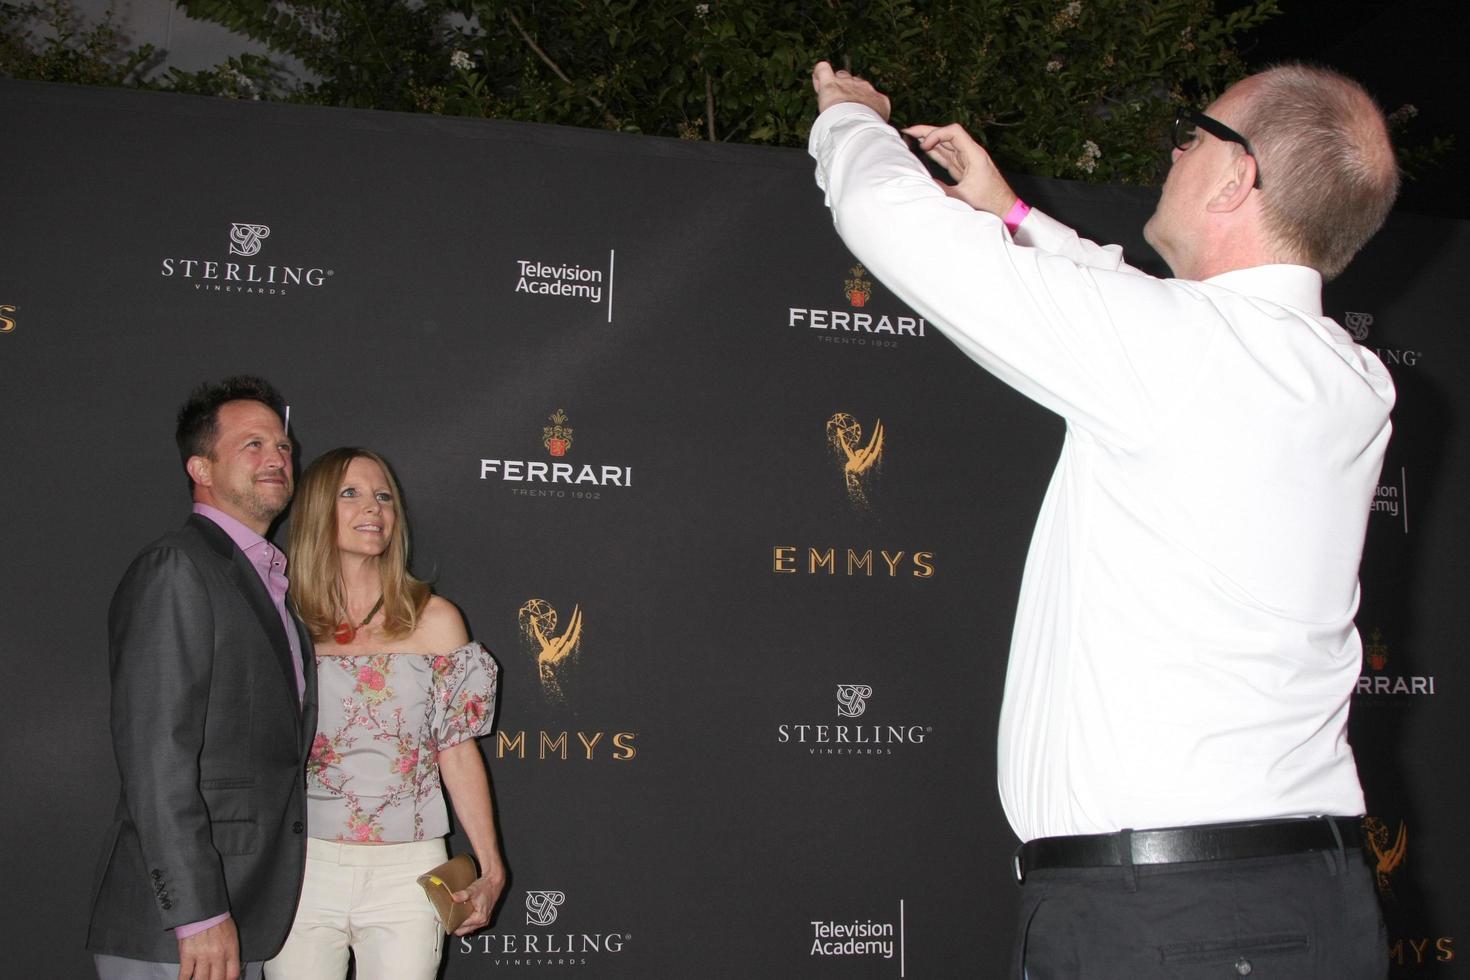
[288,447,430,642]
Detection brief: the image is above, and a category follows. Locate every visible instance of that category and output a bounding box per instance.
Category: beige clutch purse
[417,854,477,933]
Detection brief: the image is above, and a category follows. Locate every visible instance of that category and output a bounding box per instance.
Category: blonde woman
[266,448,505,979]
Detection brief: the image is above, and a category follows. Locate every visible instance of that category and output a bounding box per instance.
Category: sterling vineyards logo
[836,684,872,718]
[787,262,927,350]
[777,685,933,757]
[159,222,334,297]
[458,889,630,967]
[1342,309,1424,370]
[525,890,566,927]
[478,408,634,502]
[228,222,270,256]
[1344,310,1374,342]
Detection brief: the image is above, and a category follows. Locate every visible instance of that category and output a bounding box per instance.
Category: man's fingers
[812,61,835,92]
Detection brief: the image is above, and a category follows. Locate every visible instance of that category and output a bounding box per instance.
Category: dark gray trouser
[94,953,264,980]
[1013,846,1387,979]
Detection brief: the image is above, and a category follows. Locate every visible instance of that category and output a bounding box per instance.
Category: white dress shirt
[811,103,1395,841]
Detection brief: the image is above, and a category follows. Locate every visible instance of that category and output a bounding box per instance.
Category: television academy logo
[777,684,933,756]
[458,888,630,965]
[159,222,334,296]
[1356,627,1436,699]
[514,251,616,323]
[788,263,927,349]
[478,409,633,500]
[1371,466,1409,534]
[809,903,906,969]
[828,412,884,508]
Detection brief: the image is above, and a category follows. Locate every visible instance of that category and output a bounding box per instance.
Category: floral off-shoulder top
[307,642,499,843]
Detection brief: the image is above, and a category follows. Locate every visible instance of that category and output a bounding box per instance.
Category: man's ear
[187,455,211,488]
[1206,153,1258,214]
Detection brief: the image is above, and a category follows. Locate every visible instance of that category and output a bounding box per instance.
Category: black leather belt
[1014,816,1362,882]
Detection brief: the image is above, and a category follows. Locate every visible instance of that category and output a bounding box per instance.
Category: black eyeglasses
[1172,109,1263,189]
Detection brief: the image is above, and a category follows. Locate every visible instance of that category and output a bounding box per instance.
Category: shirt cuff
[175,913,231,939]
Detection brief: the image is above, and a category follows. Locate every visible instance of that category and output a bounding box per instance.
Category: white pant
[264,838,446,980]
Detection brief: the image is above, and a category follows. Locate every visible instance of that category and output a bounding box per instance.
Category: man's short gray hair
[1240,64,1400,281]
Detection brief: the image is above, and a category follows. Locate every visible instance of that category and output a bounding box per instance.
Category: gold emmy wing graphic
[827,412,884,508]
[1364,817,1408,897]
[519,598,583,701]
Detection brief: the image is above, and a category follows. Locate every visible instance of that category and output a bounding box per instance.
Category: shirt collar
[193,502,272,558]
[1202,264,1323,317]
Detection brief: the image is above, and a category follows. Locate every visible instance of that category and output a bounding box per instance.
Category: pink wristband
[1002,198,1031,233]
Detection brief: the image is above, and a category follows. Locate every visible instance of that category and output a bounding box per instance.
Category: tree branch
[705,70,716,141]
[504,6,619,128]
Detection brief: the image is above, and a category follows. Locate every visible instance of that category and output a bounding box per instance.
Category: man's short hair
[1240,64,1400,281]
[175,375,287,467]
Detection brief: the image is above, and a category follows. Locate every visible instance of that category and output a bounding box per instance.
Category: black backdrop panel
[1,79,1465,976]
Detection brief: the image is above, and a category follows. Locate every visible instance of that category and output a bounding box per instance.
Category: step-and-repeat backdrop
[1,79,1465,977]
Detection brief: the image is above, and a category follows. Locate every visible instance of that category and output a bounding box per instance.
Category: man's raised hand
[812,61,891,120]
[903,123,1018,217]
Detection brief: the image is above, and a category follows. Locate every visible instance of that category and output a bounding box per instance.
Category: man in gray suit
[88,376,317,980]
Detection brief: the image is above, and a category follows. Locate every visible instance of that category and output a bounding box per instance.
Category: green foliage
[436,0,1282,183]
[174,0,466,109]
[0,0,158,86]
[3,0,1290,184]
[0,0,278,97]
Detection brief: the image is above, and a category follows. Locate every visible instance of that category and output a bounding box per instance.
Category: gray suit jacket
[86,514,318,963]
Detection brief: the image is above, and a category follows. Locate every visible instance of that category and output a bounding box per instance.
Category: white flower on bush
[450,50,474,71]
[1075,139,1101,174]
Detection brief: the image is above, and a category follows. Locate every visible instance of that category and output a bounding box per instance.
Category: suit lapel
[292,612,318,751]
[188,515,300,712]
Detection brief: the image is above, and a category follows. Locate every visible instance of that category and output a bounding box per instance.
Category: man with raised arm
[810,62,1398,977]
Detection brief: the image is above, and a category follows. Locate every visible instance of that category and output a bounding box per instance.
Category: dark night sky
[1242,0,1469,219]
